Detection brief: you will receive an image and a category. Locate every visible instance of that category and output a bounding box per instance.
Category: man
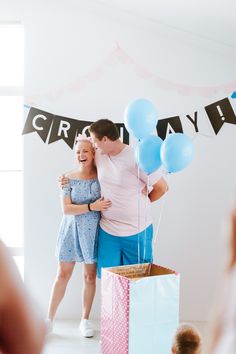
[89,119,168,278]
[61,119,168,278]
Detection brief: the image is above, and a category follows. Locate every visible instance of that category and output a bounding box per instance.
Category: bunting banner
[22,107,130,148]
[22,94,236,149]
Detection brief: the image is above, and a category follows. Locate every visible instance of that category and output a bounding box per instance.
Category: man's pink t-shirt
[95,145,162,237]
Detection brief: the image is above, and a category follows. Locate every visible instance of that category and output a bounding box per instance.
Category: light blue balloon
[135,135,163,174]
[124,98,158,140]
[160,133,194,173]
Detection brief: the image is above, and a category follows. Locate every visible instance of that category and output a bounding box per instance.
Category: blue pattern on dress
[55,178,101,263]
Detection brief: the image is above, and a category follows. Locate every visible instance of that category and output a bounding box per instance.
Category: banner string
[25,42,236,104]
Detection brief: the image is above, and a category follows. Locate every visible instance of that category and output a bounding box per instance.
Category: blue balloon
[160,133,194,173]
[135,135,163,174]
[124,98,158,140]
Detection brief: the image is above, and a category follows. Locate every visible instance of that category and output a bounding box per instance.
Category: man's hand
[141,185,148,196]
[58,174,69,188]
[149,177,168,202]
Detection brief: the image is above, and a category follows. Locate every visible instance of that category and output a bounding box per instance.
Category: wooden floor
[43,320,208,354]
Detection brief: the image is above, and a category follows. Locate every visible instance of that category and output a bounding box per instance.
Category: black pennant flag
[115,123,129,144]
[48,117,93,149]
[205,98,236,135]
[156,116,183,140]
[22,107,54,142]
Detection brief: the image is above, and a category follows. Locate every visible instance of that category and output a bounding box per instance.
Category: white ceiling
[96,0,236,49]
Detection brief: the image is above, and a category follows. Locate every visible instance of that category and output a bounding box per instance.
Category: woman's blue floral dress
[55,178,101,264]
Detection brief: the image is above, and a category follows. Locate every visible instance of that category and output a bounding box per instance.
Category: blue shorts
[97,224,153,278]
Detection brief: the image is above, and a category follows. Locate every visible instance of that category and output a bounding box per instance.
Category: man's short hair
[89,119,120,141]
[172,324,202,354]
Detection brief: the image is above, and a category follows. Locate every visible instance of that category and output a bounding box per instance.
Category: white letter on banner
[32,114,47,131]
[58,120,71,138]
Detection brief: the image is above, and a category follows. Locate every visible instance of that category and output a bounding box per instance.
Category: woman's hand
[90,197,112,211]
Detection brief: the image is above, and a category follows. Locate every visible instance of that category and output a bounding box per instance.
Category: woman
[47,135,111,337]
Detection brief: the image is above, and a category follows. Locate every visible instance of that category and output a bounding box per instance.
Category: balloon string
[153,172,170,246]
[136,140,144,276]
[136,142,141,265]
[143,175,149,263]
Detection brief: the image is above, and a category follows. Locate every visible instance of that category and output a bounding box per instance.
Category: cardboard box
[101,263,180,354]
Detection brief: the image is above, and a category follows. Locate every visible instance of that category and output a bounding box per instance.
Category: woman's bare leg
[82,263,97,319]
[47,261,75,321]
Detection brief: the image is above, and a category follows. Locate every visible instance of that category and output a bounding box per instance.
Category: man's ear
[103,136,108,143]
[171,346,176,354]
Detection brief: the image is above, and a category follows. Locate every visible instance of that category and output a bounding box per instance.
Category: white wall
[1,0,236,321]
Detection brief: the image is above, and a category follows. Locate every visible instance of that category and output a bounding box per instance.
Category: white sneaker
[45,318,53,333]
[79,319,94,338]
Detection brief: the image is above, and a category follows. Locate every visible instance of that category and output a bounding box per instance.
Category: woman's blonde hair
[74,134,94,151]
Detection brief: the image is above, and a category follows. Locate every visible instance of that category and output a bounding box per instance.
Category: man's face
[90,133,108,154]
